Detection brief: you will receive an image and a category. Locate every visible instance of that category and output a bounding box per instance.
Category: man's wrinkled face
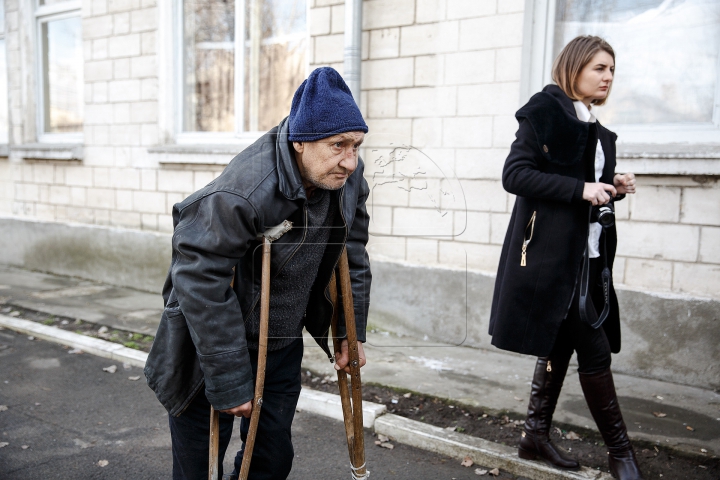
[293,131,364,192]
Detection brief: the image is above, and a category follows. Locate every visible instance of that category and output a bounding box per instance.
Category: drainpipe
[343,0,363,105]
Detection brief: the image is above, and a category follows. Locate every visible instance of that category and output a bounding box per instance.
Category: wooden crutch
[208,222,292,480]
[329,248,368,479]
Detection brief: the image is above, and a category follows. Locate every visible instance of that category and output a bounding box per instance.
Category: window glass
[41,16,83,133]
[243,0,306,132]
[554,0,720,125]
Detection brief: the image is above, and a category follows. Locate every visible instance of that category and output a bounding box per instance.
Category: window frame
[521,0,720,145]
[35,0,83,144]
[173,0,309,145]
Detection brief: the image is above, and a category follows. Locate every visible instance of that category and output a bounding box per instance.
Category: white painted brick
[93,82,108,103]
[457,82,520,116]
[141,0,156,7]
[414,55,444,87]
[110,168,141,189]
[310,7,331,36]
[616,221,699,262]
[110,124,142,146]
[93,168,111,188]
[452,179,507,212]
[109,79,141,102]
[490,212,510,244]
[141,213,158,230]
[443,116,493,148]
[95,209,111,225]
[331,4,345,34]
[455,148,508,180]
[158,214,174,233]
[66,207,94,224]
[393,207,454,236]
[400,22,459,56]
[363,0,415,30]
[141,78,158,100]
[444,50,494,85]
[412,118,443,147]
[116,189,133,210]
[33,165,54,184]
[158,170,194,193]
[629,186,680,223]
[439,240,502,272]
[85,60,113,82]
[92,0,108,15]
[681,187,720,226]
[65,166,94,187]
[108,33,141,58]
[166,193,185,212]
[92,125,111,145]
[672,263,720,300]
[70,187,87,207]
[362,58,414,90]
[141,124,159,146]
[133,190,166,213]
[498,0,524,13]
[83,15,113,39]
[87,188,116,209]
[114,103,131,124]
[459,13,524,51]
[699,227,720,264]
[367,176,410,207]
[194,171,215,191]
[416,0,447,23]
[456,210,490,243]
[493,115,518,148]
[141,169,157,190]
[615,195,630,220]
[141,31,156,54]
[113,12,130,35]
[92,38,108,60]
[364,119,412,147]
[367,89,397,118]
[131,55,156,78]
[362,30,370,61]
[83,146,116,167]
[623,258,673,291]
[314,34,344,64]
[495,47,522,82]
[131,7,156,33]
[367,205,393,235]
[35,203,55,221]
[108,0,140,13]
[408,178,443,209]
[369,28,400,59]
[315,0,344,6]
[37,185,49,204]
[366,236,406,261]
[110,210,142,229]
[398,87,457,118]
[47,185,69,204]
[406,238,439,265]
[114,58,131,79]
[447,0,496,19]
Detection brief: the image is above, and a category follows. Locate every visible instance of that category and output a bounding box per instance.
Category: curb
[0,315,611,480]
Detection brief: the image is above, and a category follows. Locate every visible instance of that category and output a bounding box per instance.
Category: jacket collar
[542,84,578,119]
[275,117,307,202]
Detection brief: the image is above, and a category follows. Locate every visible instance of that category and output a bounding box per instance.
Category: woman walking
[488,36,641,480]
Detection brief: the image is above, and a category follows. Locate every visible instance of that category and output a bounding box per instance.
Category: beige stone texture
[454,148,506,180]
[416,0,447,24]
[616,221,699,262]
[442,116,493,148]
[367,89,398,118]
[672,263,720,300]
[489,212,510,244]
[158,170,194,193]
[699,227,720,264]
[363,0,416,30]
[367,205,393,236]
[458,13,524,50]
[366,236,406,261]
[309,6,331,36]
[369,28,400,59]
[414,55,444,87]
[412,118,443,148]
[331,4,345,34]
[455,211,490,243]
[495,47,522,82]
[400,21,460,56]
[362,57,415,90]
[406,238,440,265]
[393,207,455,237]
[457,82,520,116]
[439,240,502,272]
[629,186,680,223]
[454,179,507,212]
[444,50,495,85]
[681,186,720,226]
[313,34,344,64]
[623,258,673,292]
[397,87,457,118]
[446,0,496,20]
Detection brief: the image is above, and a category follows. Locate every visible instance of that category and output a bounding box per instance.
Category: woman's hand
[583,182,617,206]
[614,173,636,195]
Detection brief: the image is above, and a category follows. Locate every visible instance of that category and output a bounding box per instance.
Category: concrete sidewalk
[1,264,718,459]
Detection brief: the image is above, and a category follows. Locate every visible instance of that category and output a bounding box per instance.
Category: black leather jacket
[144,118,372,416]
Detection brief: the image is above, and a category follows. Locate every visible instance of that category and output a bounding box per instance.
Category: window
[0,1,8,144]
[178,0,307,142]
[36,0,83,142]
[523,0,720,144]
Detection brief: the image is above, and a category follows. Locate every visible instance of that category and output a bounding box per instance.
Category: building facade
[1,0,719,388]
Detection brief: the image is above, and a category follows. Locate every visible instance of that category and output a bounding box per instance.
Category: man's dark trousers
[168,338,304,480]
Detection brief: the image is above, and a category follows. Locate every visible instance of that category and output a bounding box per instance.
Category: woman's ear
[293,141,304,153]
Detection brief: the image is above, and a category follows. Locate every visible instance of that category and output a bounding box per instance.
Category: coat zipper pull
[521,244,527,266]
[546,360,552,372]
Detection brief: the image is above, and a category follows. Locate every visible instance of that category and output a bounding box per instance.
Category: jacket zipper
[520,211,537,267]
[546,360,552,372]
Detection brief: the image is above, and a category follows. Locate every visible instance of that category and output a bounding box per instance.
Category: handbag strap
[578,231,611,329]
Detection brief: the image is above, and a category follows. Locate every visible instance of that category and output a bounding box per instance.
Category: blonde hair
[552,35,615,106]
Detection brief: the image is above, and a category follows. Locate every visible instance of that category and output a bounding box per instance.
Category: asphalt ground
[0,329,518,480]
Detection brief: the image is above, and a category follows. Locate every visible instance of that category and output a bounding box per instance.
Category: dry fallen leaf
[379,442,394,450]
[656,395,664,400]
[461,456,474,467]
[687,426,695,431]
[565,431,581,440]
[27,336,35,341]
[0,442,8,448]
[98,460,109,467]
[0,405,7,412]
[68,348,83,355]
[374,440,381,446]
[474,468,488,475]
[653,412,667,418]
[103,365,117,374]
[377,434,389,443]
[701,448,707,453]
[403,392,412,398]
[21,445,29,449]
[128,376,140,381]
[489,468,500,476]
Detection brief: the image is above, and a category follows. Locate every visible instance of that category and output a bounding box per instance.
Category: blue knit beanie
[288,67,368,142]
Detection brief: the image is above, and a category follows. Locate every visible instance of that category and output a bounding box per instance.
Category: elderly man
[144,67,371,480]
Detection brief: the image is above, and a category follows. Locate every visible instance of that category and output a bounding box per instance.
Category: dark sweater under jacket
[488,85,623,357]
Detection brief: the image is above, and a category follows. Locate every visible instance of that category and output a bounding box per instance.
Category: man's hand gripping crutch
[329,248,368,480]
[208,221,292,480]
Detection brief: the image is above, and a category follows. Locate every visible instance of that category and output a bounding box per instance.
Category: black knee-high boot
[579,368,643,480]
[518,357,579,469]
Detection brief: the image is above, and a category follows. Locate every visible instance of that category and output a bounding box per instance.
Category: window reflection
[41,16,83,134]
[554,0,720,125]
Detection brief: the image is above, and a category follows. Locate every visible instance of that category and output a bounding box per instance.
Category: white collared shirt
[573,101,604,259]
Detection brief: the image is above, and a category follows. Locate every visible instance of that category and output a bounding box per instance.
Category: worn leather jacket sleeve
[337,162,372,343]
[502,119,584,203]
[171,191,258,410]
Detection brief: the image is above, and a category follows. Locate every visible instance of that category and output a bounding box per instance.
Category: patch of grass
[42,319,55,325]
[131,333,144,341]
[123,341,140,350]
[143,335,154,342]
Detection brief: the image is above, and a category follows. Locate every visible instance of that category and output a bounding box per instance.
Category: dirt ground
[301,369,719,480]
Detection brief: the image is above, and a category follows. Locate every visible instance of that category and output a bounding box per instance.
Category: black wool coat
[488,84,623,357]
